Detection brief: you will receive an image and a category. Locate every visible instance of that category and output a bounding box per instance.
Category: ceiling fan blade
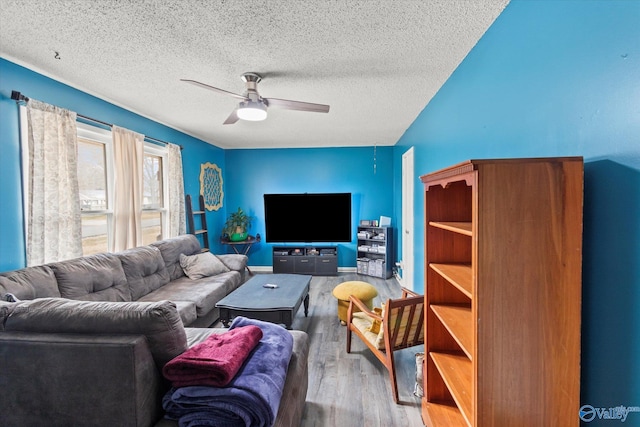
[223,109,239,125]
[264,97,330,113]
[181,79,247,101]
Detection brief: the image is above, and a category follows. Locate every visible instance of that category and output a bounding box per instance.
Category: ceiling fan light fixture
[182,74,329,125]
[237,101,267,121]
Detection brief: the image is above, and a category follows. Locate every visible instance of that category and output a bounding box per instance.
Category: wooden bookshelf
[429,221,472,236]
[430,352,473,424]
[423,401,468,427]
[429,263,472,298]
[430,305,472,358]
[420,157,583,426]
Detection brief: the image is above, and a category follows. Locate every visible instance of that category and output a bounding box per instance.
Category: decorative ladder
[185,194,210,252]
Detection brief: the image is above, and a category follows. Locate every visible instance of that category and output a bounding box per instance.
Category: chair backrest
[384,294,425,351]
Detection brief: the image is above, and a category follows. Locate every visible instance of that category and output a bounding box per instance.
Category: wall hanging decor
[199,162,223,211]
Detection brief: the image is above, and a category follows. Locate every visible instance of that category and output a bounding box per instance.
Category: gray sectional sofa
[0,234,310,426]
[0,234,247,327]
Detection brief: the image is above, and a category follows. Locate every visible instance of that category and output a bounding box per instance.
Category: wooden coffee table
[216,273,311,329]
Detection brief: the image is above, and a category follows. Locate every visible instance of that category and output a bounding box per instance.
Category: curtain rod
[11,90,182,149]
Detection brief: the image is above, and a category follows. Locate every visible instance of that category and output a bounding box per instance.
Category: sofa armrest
[215,254,248,272]
[0,332,164,427]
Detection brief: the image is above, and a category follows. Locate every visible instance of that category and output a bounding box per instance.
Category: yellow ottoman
[332,281,378,324]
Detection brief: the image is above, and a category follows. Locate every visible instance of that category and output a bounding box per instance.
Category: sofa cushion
[138,271,242,317]
[118,245,170,300]
[170,300,198,326]
[179,252,230,280]
[150,235,202,281]
[0,265,60,300]
[184,326,225,347]
[4,298,188,366]
[49,253,131,301]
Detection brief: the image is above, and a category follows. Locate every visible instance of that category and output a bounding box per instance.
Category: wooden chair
[346,287,425,403]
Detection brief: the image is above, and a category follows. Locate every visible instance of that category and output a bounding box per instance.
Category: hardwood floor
[213,272,425,425]
[290,273,424,427]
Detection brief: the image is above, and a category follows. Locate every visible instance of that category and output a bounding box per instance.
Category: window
[142,146,168,245]
[78,124,113,255]
[77,123,168,255]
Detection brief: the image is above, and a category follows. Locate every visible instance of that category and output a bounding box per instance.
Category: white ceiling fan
[181,72,330,124]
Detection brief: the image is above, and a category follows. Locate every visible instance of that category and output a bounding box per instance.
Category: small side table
[220,234,261,274]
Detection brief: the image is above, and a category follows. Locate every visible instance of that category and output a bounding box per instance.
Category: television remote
[263,284,278,289]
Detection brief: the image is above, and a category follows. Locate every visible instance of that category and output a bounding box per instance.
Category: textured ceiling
[0,0,509,149]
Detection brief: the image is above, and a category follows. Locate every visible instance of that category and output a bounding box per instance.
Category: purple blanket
[163,316,294,427]
[163,325,263,387]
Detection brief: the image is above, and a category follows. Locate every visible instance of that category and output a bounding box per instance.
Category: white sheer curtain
[111,125,144,251]
[25,99,82,265]
[167,143,186,237]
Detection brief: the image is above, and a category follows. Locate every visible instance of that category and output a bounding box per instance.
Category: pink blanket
[162,325,263,387]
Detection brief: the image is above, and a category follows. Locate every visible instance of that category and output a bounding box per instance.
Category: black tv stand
[272,246,338,276]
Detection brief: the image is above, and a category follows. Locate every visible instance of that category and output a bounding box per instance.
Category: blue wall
[394,0,639,416]
[0,58,227,269]
[224,146,394,267]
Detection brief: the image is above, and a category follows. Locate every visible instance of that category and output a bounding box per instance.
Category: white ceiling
[0,0,509,149]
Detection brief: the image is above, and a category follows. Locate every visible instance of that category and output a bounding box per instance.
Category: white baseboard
[247,266,358,274]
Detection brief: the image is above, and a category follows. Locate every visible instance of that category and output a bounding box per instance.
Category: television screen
[264,193,352,243]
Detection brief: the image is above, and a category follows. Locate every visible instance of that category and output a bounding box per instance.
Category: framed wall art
[199,162,223,211]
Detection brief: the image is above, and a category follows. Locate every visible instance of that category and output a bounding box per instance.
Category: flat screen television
[264,193,352,243]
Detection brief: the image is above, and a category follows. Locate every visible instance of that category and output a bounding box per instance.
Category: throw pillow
[366,307,383,334]
[374,302,386,350]
[180,252,230,280]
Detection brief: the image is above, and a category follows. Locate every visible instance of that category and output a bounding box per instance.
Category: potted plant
[223,207,254,241]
